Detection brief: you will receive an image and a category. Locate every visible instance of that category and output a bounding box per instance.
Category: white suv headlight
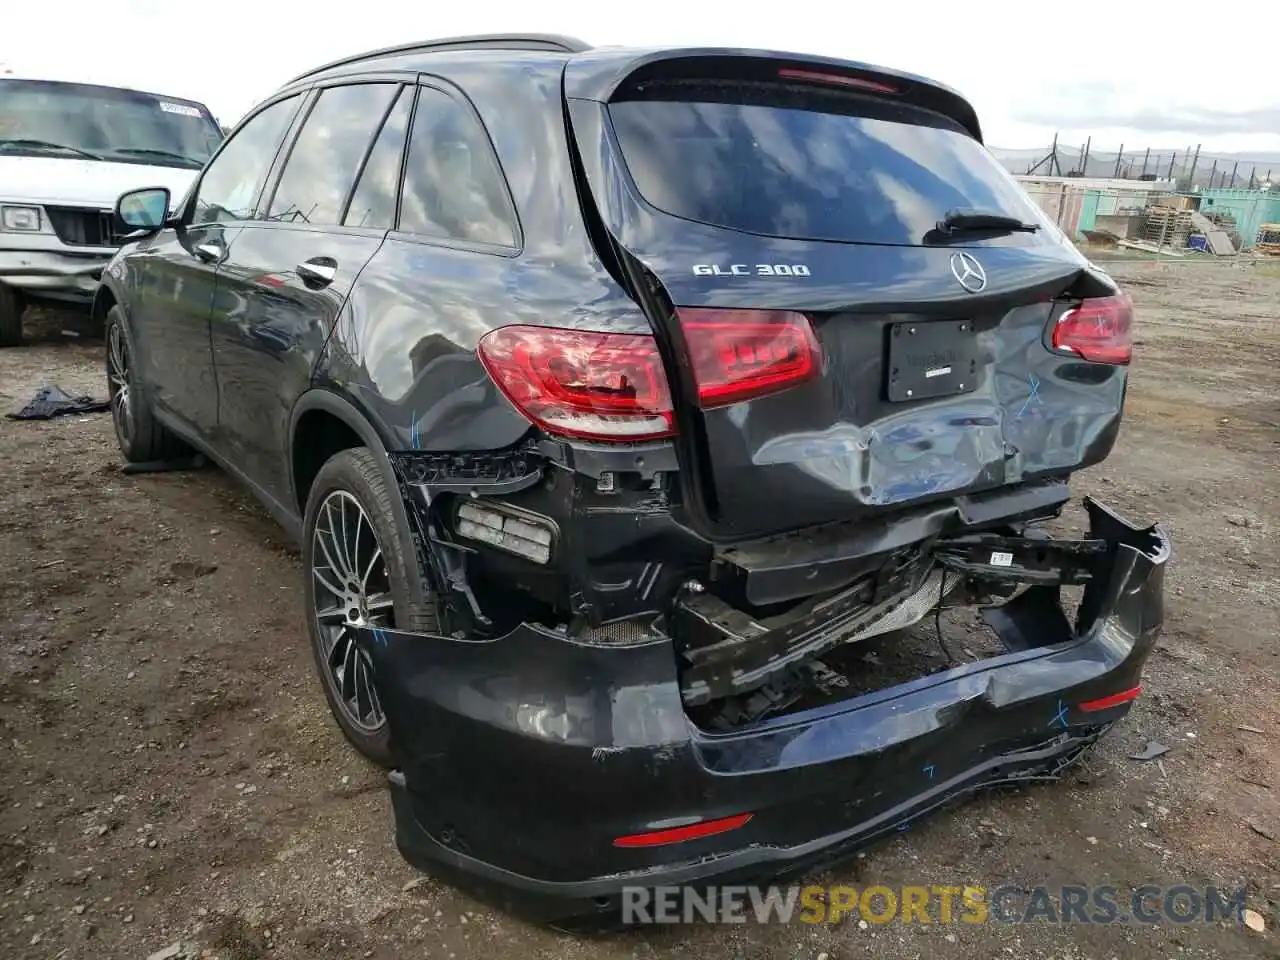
[1,205,43,232]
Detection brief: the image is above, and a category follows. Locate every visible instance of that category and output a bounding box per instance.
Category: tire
[0,284,23,347]
[105,305,189,463]
[302,446,441,767]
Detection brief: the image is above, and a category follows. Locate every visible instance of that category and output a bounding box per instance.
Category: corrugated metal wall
[1197,189,1280,248]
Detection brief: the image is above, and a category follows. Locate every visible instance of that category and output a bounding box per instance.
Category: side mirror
[114,187,172,233]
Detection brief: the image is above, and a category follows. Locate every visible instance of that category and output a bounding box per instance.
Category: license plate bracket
[886,319,978,402]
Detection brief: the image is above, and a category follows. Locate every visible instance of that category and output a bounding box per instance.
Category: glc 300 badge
[692,263,811,277]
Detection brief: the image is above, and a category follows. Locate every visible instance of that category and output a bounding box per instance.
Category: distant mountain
[988,144,1280,188]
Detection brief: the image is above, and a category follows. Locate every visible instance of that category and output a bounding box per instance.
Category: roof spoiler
[563,47,982,142]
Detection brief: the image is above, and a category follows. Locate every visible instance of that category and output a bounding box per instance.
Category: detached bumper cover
[358,497,1169,924]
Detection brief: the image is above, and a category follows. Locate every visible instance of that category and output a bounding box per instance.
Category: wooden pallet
[1142,207,1193,247]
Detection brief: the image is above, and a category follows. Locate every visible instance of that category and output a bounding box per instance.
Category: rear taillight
[1051,294,1134,365]
[477,325,674,442]
[677,308,821,408]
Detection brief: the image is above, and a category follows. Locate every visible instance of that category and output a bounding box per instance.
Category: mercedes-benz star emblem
[949,252,987,293]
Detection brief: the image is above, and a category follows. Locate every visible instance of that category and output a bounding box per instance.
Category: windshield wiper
[937,209,1040,235]
[109,147,203,167]
[0,138,104,160]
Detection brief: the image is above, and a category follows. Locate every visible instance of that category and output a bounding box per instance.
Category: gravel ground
[1,259,1278,959]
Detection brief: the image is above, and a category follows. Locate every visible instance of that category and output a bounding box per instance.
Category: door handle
[296,257,337,287]
[194,241,225,263]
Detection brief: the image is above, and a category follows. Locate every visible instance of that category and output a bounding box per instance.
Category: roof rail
[287,34,592,85]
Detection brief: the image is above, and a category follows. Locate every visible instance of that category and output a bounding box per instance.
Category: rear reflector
[1078,685,1143,712]
[478,325,674,442]
[613,812,753,848]
[1052,294,1134,365]
[676,308,821,408]
[777,67,899,95]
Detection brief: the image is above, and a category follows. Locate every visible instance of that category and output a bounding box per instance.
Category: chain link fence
[992,141,1279,191]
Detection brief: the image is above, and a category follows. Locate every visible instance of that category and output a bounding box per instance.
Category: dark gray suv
[96,34,1169,925]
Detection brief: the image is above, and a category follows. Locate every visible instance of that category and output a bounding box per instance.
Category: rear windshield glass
[607,88,1050,246]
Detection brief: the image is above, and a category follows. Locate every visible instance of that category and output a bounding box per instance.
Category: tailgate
[564,54,1131,540]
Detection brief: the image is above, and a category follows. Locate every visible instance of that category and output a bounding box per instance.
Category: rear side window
[607,85,1050,246]
[399,87,516,247]
[268,82,399,225]
[344,87,413,229]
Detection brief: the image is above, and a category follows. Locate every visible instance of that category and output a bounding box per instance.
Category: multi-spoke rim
[311,490,395,732]
[107,322,131,445]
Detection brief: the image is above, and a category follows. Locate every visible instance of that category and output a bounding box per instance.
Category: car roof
[286,34,592,85]
[281,35,980,140]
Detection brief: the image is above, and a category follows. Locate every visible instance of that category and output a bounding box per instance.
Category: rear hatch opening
[555,50,1152,726]
[676,496,1162,732]
[566,53,1133,544]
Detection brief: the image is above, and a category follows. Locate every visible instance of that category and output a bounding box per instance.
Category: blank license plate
[886,320,978,402]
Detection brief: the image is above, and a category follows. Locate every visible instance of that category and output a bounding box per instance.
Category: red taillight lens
[1051,294,1134,365]
[677,308,821,408]
[777,67,899,94]
[477,325,674,442]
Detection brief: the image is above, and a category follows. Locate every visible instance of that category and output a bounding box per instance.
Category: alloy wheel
[310,490,396,731]
[107,322,132,446]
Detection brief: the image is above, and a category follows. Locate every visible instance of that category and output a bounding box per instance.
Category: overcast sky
[6,0,1279,155]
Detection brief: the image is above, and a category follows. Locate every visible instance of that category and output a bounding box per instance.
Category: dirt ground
[2,260,1278,960]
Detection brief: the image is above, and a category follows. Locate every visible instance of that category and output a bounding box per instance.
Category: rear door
[210,80,409,506]
[566,57,1129,540]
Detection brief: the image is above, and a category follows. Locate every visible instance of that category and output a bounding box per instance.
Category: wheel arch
[288,390,432,608]
[289,389,397,511]
[91,276,126,329]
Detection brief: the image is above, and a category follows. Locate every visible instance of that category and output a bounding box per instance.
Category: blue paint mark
[1050,699,1069,729]
[409,413,420,450]
[371,627,389,648]
[896,821,910,833]
[1016,374,1042,419]
[923,764,936,779]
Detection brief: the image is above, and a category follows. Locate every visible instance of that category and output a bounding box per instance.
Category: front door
[126,220,235,431]
[129,91,305,438]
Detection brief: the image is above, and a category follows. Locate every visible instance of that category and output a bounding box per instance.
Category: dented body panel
[361,499,1167,925]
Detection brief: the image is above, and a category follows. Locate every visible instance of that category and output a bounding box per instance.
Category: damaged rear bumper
[358,497,1168,926]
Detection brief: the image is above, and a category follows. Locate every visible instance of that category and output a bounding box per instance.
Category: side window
[192,95,300,226]
[268,83,399,226]
[399,87,516,247]
[343,87,412,229]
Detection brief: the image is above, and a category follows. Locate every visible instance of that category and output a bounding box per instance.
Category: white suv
[0,77,224,345]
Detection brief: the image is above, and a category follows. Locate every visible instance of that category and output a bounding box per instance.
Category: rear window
[607,86,1050,246]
